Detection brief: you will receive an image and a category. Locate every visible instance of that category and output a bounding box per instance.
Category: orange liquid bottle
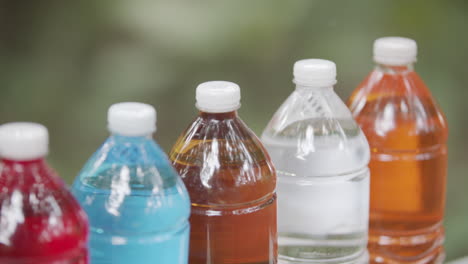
[348,37,448,264]
[170,81,277,264]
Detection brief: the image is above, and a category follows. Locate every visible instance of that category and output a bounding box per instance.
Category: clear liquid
[72,180,189,264]
[262,134,369,263]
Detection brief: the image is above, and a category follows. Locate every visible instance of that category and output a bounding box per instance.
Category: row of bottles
[0,36,447,264]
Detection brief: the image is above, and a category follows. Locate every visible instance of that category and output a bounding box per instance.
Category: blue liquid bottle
[71,102,190,264]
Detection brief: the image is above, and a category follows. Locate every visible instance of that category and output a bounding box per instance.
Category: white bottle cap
[293,59,337,87]
[0,122,49,161]
[373,37,417,66]
[196,81,241,113]
[108,102,157,136]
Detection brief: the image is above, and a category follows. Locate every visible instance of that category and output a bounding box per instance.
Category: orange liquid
[348,66,448,264]
[170,111,277,264]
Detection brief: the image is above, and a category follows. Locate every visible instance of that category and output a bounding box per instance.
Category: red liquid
[0,159,89,264]
[348,65,448,264]
[170,111,277,264]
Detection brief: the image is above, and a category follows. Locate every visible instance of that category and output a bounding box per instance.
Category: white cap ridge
[196,81,241,113]
[293,59,337,87]
[108,102,157,137]
[0,122,49,161]
[374,37,417,66]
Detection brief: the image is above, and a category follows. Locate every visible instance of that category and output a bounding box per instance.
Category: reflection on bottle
[348,37,448,264]
[262,59,370,264]
[0,122,89,264]
[170,81,278,264]
[72,103,190,264]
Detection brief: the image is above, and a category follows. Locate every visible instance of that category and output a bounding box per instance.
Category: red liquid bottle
[170,81,277,264]
[0,123,89,264]
[348,37,448,264]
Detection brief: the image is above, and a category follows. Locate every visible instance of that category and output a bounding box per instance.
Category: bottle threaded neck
[199,111,238,120]
[376,63,414,74]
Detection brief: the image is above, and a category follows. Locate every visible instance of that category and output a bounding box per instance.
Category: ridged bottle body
[0,159,89,264]
[71,135,190,264]
[262,86,370,264]
[348,65,448,264]
[170,111,277,264]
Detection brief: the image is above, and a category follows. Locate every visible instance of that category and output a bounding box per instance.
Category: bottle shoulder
[170,116,274,168]
[263,88,361,137]
[348,70,448,148]
[71,137,190,231]
[170,115,276,205]
[260,88,371,176]
[73,136,186,195]
[261,88,368,151]
[0,161,88,254]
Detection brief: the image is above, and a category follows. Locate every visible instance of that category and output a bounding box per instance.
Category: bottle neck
[295,83,333,91]
[376,63,414,74]
[0,157,60,191]
[199,110,238,120]
[0,158,47,171]
[110,133,153,140]
[1,158,46,167]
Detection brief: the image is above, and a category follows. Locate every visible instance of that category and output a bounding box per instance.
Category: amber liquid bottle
[348,37,447,264]
[170,81,277,264]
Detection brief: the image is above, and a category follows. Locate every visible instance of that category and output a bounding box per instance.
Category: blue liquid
[71,135,190,264]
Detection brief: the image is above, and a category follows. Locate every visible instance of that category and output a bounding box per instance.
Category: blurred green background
[0,0,466,260]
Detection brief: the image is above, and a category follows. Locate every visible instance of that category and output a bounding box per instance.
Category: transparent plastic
[348,64,448,264]
[261,84,370,264]
[71,134,190,264]
[0,158,89,264]
[170,111,278,264]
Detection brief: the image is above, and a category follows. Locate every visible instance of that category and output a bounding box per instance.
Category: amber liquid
[348,66,448,264]
[170,111,277,264]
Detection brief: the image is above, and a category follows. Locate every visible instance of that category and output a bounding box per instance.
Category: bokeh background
[0,0,466,260]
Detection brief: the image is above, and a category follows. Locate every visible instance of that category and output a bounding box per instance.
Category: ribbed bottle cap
[108,102,156,136]
[0,122,49,161]
[373,37,417,66]
[196,81,241,113]
[293,59,337,87]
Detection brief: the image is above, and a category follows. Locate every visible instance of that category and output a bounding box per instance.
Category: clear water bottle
[261,59,370,264]
[71,102,190,264]
[0,123,89,264]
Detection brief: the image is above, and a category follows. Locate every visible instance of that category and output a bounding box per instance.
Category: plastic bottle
[261,59,370,264]
[348,37,448,264]
[0,122,89,264]
[170,81,277,264]
[71,102,190,264]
